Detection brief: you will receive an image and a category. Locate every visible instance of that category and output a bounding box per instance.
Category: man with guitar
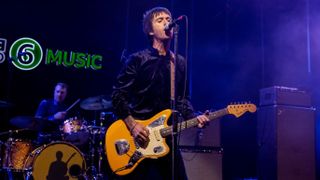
[111,6,209,180]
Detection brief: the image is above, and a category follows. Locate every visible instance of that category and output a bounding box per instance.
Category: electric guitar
[105,103,257,175]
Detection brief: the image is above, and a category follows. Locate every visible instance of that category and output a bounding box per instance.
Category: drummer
[35,82,69,144]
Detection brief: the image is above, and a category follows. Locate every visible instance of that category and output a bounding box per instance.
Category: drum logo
[9,37,43,71]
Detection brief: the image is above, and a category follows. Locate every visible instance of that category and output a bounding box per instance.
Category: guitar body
[105,109,172,176]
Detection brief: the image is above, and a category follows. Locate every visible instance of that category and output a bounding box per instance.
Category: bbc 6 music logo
[0,37,103,71]
[0,37,43,70]
[10,37,43,70]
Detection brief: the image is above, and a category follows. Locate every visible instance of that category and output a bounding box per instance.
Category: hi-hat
[0,100,13,108]
[80,95,112,111]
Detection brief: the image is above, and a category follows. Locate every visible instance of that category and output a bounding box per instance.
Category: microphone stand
[171,24,179,180]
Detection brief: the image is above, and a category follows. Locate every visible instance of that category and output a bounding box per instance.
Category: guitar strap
[170,52,175,102]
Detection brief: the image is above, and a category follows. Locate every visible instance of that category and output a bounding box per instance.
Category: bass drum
[24,142,86,180]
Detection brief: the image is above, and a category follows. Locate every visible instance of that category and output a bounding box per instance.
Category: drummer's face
[54,85,67,103]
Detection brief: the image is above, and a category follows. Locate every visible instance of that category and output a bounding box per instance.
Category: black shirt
[112,47,195,121]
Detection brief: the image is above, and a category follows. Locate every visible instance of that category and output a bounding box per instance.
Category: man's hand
[124,116,150,147]
[54,111,67,120]
[197,110,210,128]
[130,122,150,141]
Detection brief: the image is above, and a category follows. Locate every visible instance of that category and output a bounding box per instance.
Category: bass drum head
[24,141,86,180]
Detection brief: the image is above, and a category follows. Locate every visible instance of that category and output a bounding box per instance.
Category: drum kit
[0,96,115,180]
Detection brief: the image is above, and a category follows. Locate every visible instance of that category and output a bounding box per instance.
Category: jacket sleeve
[111,55,139,120]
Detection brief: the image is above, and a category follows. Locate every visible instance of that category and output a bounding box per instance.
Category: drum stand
[3,138,13,170]
[86,112,107,180]
[2,131,24,180]
[2,138,14,180]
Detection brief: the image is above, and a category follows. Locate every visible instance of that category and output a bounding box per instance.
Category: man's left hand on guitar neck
[196,110,210,128]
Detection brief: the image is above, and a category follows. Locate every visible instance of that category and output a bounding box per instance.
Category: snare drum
[61,117,89,148]
[2,138,33,171]
[24,142,86,180]
[61,117,87,134]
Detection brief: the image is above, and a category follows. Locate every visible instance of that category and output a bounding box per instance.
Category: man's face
[54,85,67,103]
[149,12,172,41]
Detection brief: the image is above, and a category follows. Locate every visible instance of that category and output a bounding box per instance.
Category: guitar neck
[160,108,229,137]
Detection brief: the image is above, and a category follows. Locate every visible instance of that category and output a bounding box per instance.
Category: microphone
[164,15,184,31]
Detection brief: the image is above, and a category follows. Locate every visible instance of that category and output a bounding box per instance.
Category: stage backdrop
[1,0,320,179]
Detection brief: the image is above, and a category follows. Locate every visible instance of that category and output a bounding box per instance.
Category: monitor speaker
[257,105,315,180]
[179,119,222,180]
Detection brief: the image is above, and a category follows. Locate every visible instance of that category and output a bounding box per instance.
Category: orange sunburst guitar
[105,103,257,176]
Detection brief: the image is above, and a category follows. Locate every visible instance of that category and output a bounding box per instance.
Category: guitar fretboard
[160,108,228,137]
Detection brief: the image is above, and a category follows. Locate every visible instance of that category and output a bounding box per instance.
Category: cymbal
[10,116,55,131]
[0,128,32,136]
[0,128,29,136]
[0,100,13,108]
[80,95,112,110]
[0,128,38,140]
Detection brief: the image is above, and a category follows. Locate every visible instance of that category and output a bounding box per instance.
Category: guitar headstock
[227,103,257,118]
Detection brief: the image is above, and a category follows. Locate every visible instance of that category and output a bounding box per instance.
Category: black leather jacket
[112,47,195,121]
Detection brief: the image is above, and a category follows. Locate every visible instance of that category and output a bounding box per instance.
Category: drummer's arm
[35,100,49,119]
[35,100,65,121]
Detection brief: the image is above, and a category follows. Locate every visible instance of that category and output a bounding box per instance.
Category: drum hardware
[80,95,112,111]
[85,112,112,180]
[0,97,114,179]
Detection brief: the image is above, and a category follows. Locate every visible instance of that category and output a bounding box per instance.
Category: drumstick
[65,99,80,112]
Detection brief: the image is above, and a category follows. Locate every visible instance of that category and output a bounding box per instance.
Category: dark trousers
[112,150,188,180]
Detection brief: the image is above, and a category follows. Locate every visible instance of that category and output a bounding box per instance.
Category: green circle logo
[9,37,43,70]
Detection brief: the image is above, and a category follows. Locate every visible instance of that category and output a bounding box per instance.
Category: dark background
[1,0,320,179]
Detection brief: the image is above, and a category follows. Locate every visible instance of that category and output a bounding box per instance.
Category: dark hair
[55,82,68,90]
[142,7,172,42]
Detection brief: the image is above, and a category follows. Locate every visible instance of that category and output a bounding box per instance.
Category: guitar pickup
[115,139,130,155]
